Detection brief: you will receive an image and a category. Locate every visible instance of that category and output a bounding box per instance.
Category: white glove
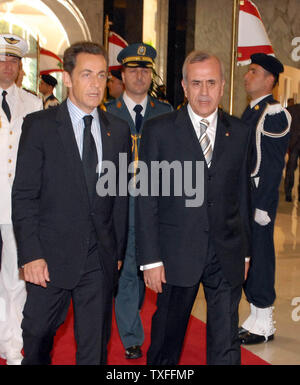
[254,208,271,226]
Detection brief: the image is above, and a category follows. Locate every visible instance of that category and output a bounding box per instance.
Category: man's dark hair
[63,41,108,75]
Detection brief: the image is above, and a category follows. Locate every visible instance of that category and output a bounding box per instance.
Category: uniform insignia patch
[4,37,20,45]
[137,45,146,56]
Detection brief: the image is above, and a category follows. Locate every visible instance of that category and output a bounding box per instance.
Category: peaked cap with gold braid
[0,34,28,58]
[117,42,156,68]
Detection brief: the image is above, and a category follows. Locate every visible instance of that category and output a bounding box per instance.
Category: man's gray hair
[182,51,225,83]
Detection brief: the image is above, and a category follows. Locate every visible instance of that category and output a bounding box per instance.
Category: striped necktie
[199,119,212,167]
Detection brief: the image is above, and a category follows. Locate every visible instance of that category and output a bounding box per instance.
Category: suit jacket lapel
[142,96,152,124]
[98,107,114,167]
[117,96,135,131]
[174,106,205,162]
[174,107,232,171]
[209,109,231,171]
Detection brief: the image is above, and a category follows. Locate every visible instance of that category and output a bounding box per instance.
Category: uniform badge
[137,45,146,56]
[107,131,111,137]
[225,132,230,137]
[4,37,20,45]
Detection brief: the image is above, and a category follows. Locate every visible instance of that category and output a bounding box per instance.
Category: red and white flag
[39,47,63,75]
[108,32,128,72]
[237,0,274,65]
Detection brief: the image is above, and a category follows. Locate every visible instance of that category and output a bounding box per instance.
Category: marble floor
[192,167,300,365]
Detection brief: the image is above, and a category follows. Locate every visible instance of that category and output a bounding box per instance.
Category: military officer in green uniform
[106,42,172,360]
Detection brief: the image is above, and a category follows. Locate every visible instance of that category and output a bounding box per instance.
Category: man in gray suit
[106,42,172,359]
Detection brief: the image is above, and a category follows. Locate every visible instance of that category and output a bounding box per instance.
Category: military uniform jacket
[106,94,173,227]
[0,83,42,224]
[44,93,60,109]
[106,94,172,154]
[241,95,291,215]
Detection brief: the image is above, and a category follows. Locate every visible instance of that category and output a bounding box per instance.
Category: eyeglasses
[0,56,20,64]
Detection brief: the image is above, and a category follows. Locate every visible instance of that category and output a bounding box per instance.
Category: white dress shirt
[187,103,218,150]
[122,92,148,123]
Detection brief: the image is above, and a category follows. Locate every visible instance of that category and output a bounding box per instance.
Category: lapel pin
[254,105,260,110]
[117,101,122,109]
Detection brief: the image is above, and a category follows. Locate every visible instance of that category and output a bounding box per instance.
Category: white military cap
[0,34,28,58]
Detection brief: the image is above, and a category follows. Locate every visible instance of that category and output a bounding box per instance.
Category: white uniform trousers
[0,224,26,363]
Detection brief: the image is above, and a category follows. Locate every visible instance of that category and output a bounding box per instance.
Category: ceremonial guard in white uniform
[0,34,42,364]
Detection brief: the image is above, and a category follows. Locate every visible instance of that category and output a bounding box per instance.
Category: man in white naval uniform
[0,34,42,365]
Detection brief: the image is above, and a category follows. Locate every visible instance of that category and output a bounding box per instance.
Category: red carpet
[0,288,269,365]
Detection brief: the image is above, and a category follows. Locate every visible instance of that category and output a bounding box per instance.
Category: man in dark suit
[135,51,252,365]
[239,53,291,345]
[12,41,131,365]
[106,43,172,360]
[284,103,300,202]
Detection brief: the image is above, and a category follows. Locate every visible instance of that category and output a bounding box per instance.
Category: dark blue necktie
[82,115,98,204]
[134,104,143,133]
[2,90,11,122]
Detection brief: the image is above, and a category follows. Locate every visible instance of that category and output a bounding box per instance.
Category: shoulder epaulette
[100,103,107,111]
[265,102,284,115]
[158,98,172,107]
